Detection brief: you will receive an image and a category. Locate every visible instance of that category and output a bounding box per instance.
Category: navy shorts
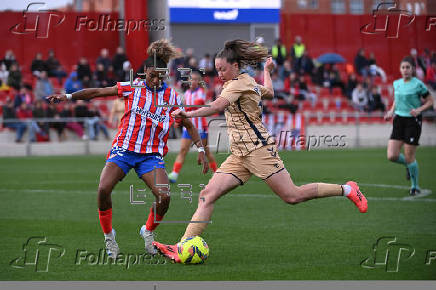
[106,147,165,178]
[182,128,208,140]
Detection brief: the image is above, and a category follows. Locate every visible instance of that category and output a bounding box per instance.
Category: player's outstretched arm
[262,57,275,99]
[47,85,118,103]
[181,117,209,174]
[172,97,229,120]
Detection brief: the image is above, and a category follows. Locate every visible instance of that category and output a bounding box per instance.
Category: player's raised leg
[153,172,240,262]
[265,168,368,213]
[387,139,409,179]
[404,144,420,195]
[98,162,125,258]
[140,168,171,254]
[168,138,191,183]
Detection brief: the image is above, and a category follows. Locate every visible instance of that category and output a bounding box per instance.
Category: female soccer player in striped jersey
[384,56,434,195]
[168,70,218,183]
[47,39,208,259]
[153,39,368,262]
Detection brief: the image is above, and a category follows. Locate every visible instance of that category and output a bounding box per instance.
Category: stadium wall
[280,14,436,76]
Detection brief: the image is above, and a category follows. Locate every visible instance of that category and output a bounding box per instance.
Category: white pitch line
[0,184,434,202]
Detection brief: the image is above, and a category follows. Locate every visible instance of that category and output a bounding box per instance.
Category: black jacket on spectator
[77,64,92,80]
[31,59,48,73]
[354,54,368,75]
[112,53,127,73]
[7,70,22,90]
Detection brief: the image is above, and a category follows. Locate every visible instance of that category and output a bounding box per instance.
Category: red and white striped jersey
[184,87,208,132]
[112,80,182,156]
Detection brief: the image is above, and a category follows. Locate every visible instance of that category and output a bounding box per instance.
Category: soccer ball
[177,236,209,264]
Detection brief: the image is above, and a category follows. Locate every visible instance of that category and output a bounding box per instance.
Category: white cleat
[140,225,158,255]
[104,229,119,259]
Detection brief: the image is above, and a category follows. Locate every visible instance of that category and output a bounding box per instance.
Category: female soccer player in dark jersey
[153,40,368,262]
[168,70,218,183]
[47,39,208,258]
[384,56,434,195]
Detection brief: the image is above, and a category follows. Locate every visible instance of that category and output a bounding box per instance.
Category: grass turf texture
[1,147,435,280]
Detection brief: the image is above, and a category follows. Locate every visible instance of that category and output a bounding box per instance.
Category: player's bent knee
[387,153,399,162]
[97,185,112,197]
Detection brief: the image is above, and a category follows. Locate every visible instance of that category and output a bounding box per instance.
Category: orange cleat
[346,181,368,213]
[153,241,181,263]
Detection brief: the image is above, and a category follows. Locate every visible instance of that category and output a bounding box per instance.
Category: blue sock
[407,161,419,189]
[394,153,407,166]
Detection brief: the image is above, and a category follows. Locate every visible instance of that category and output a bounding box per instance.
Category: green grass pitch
[1,147,435,280]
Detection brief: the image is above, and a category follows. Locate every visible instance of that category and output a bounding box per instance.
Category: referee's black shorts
[390,115,422,145]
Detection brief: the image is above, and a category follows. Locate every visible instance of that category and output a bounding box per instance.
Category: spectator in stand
[313,63,325,87]
[285,72,304,101]
[96,48,112,72]
[34,71,54,101]
[271,38,287,66]
[7,63,22,90]
[282,59,292,79]
[368,86,386,112]
[188,57,199,70]
[32,99,50,140]
[82,75,94,88]
[106,66,117,87]
[325,64,346,95]
[31,52,48,77]
[2,98,27,142]
[65,71,83,94]
[271,71,286,99]
[121,60,132,82]
[345,73,358,100]
[16,102,44,142]
[171,47,185,83]
[199,53,214,77]
[410,48,426,80]
[88,102,110,140]
[14,87,32,109]
[94,63,109,88]
[354,48,369,77]
[352,83,368,111]
[183,48,194,68]
[112,47,128,81]
[426,61,436,90]
[77,57,92,81]
[290,36,306,73]
[74,100,89,134]
[1,50,18,70]
[46,103,65,141]
[297,74,317,106]
[46,50,67,85]
[300,50,314,77]
[60,102,86,139]
[0,63,9,88]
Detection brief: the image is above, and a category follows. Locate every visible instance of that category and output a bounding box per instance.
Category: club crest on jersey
[135,106,167,123]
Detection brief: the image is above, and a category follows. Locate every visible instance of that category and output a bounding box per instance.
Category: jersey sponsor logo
[134,106,167,123]
[254,86,261,96]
